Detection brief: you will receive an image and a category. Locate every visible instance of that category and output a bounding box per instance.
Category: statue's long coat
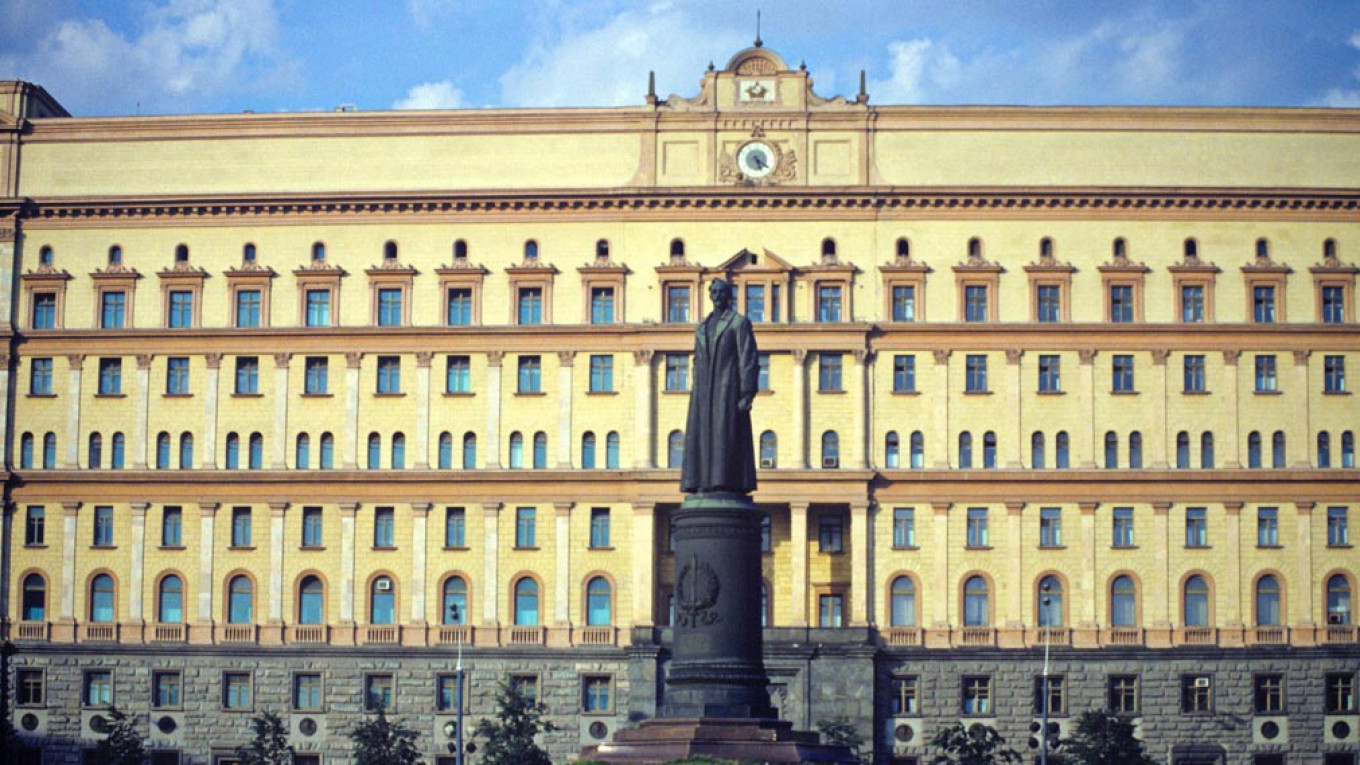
[680,307,759,493]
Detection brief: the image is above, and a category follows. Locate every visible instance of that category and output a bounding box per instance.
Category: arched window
[1255,574,1281,626]
[760,431,777,468]
[1248,431,1262,468]
[1038,576,1064,627]
[967,237,983,259]
[896,237,911,259]
[982,431,997,469]
[1256,238,1270,259]
[1104,431,1118,469]
[963,576,989,627]
[885,431,900,469]
[1113,238,1127,259]
[1128,431,1143,469]
[296,433,311,469]
[821,238,837,259]
[391,433,406,469]
[1344,431,1356,468]
[111,433,125,469]
[670,238,685,258]
[1318,431,1332,468]
[298,576,324,624]
[1040,238,1054,259]
[890,576,916,627]
[438,432,453,469]
[1325,238,1338,260]
[1056,431,1070,468]
[532,431,547,469]
[1327,574,1353,625]
[156,432,171,469]
[586,577,612,626]
[158,575,183,623]
[91,574,115,623]
[1032,432,1046,469]
[175,244,190,263]
[595,239,610,259]
[606,431,620,469]
[243,243,257,263]
[383,241,398,261]
[910,431,924,469]
[523,240,539,260]
[89,433,103,469]
[821,431,839,468]
[514,578,539,626]
[248,432,263,469]
[370,576,395,625]
[42,433,56,469]
[319,432,334,469]
[582,432,597,469]
[1184,238,1198,259]
[508,432,523,469]
[368,433,382,469]
[1176,431,1190,469]
[20,433,33,469]
[228,576,253,624]
[22,574,46,621]
[179,433,193,469]
[1111,575,1137,627]
[1272,431,1286,468]
[667,430,685,469]
[311,242,326,261]
[1200,432,1215,469]
[958,431,973,469]
[443,576,468,624]
[37,245,53,266]
[463,432,477,469]
[109,245,123,265]
[454,240,468,260]
[1183,575,1209,627]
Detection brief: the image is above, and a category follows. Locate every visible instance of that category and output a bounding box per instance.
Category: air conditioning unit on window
[759,458,775,469]
[376,580,392,591]
[822,457,839,469]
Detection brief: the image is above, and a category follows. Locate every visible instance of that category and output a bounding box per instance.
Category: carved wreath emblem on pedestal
[676,553,721,627]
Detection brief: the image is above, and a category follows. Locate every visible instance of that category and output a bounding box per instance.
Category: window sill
[90,545,117,551]
[1257,544,1283,550]
[442,546,470,552]
[891,545,920,551]
[443,391,475,397]
[818,550,846,556]
[1181,390,1211,396]
[1327,543,1354,549]
[159,545,186,551]
[231,393,263,398]
[301,393,333,398]
[817,389,846,395]
[514,546,541,551]
[515,391,546,397]
[1036,390,1065,396]
[1039,545,1067,551]
[1110,390,1140,396]
[588,546,616,552]
[229,546,256,552]
[24,544,48,549]
[300,546,326,551]
[25,393,57,399]
[1185,545,1213,550]
[94,393,126,399]
[756,389,776,396]
[372,545,397,551]
[586,390,618,396]
[373,392,406,398]
[1323,390,1352,396]
[963,391,993,396]
[222,707,255,714]
[891,390,920,396]
[1111,545,1139,551]
[162,393,194,399]
[662,389,690,395]
[964,546,993,551]
[1254,390,1282,396]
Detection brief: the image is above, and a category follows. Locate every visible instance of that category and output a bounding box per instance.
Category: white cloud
[869,38,961,104]
[392,81,465,110]
[1315,31,1360,107]
[407,0,457,29]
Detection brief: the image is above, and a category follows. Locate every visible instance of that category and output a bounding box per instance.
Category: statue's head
[709,278,733,311]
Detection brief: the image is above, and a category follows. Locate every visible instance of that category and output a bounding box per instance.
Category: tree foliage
[236,711,293,765]
[1056,710,1158,765]
[349,709,423,765]
[472,679,557,765]
[815,716,871,765]
[93,707,147,765]
[930,722,1022,765]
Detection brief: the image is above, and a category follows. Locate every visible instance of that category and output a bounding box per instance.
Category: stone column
[791,350,809,469]
[337,502,358,644]
[272,354,290,468]
[59,502,80,625]
[553,502,573,642]
[202,354,221,468]
[849,499,871,625]
[192,502,218,644]
[1221,351,1241,468]
[557,352,575,468]
[65,355,84,467]
[128,502,149,638]
[1148,501,1173,647]
[632,350,654,468]
[408,503,431,642]
[789,502,809,626]
[1150,350,1170,468]
[1001,502,1025,645]
[1222,501,1245,646]
[264,502,287,645]
[0,355,9,466]
[414,353,432,469]
[931,351,950,467]
[1292,351,1312,467]
[480,502,502,644]
[343,353,363,469]
[631,503,656,626]
[1294,501,1317,645]
[851,351,871,469]
[485,352,504,468]
[133,354,154,468]
[927,502,952,647]
[1075,501,1100,647]
[1078,350,1097,468]
[1005,350,1024,467]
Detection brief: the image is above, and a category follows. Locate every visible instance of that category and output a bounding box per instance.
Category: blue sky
[3,0,1360,116]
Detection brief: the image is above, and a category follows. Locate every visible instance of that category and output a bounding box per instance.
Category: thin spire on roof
[755,9,763,48]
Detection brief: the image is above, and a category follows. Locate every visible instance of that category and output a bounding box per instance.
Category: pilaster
[479,502,502,643]
[1000,502,1025,646]
[201,353,221,468]
[65,355,83,467]
[133,353,153,468]
[931,351,950,468]
[788,502,809,626]
[632,350,654,468]
[557,351,575,468]
[407,502,431,643]
[1147,501,1173,647]
[262,501,288,645]
[1078,349,1096,468]
[271,354,290,468]
[849,499,871,625]
[1150,349,1170,468]
[336,502,359,644]
[127,502,149,641]
[1221,350,1241,468]
[926,502,952,648]
[631,503,656,626]
[414,352,432,469]
[343,352,362,469]
[190,502,218,644]
[790,349,809,469]
[1294,501,1318,645]
[1292,350,1312,467]
[485,352,504,468]
[1221,501,1245,647]
[1005,349,1023,468]
[1075,501,1100,647]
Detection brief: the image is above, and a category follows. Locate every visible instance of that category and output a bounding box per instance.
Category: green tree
[349,709,423,765]
[815,716,871,765]
[930,722,1021,765]
[1056,710,1158,765]
[472,679,557,765]
[236,711,293,765]
[92,707,147,765]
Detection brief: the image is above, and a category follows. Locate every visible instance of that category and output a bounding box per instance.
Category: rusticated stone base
[581,717,858,764]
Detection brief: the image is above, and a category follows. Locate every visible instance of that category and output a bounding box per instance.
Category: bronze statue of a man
[680,278,759,495]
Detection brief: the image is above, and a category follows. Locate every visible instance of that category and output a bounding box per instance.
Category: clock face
[737,142,776,179]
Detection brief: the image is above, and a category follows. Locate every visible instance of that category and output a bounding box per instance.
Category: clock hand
[749,153,768,170]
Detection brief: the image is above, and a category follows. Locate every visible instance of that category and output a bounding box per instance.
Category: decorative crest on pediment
[716,247,793,275]
[365,261,417,276]
[296,259,345,274]
[25,264,70,279]
[94,263,138,276]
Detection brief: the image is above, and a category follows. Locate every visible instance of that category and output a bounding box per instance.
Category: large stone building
[2,44,1358,765]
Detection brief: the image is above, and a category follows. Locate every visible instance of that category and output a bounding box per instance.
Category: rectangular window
[517,287,543,325]
[771,283,782,323]
[445,355,470,394]
[890,676,919,715]
[1257,507,1279,547]
[373,507,395,548]
[757,353,771,392]
[1108,675,1140,714]
[665,286,691,323]
[1183,354,1206,393]
[1035,675,1066,715]
[518,355,541,393]
[293,673,323,711]
[235,289,261,328]
[1181,675,1213,713]
[153,671,182,709]
[1036,285,1060,323]
[1254,674,1284,714]
[744,284,765,323]
[223,673,251,710]
[32,292,56,329]
[1324,355,1347,393]
[892,285,916,322]
[365,674,394,711]
[93,506,114,547]
[162,506,182,546]
[1326,673,1356,713]
[665,354,689,392]
[304,357,329,394]
[893,355,916,393]
[510,675,538,704]
[966,507,989,547]
[444,507,465,548]
[84,670,113,707]
[1254,286,1277,324]
[25,506,45,546]
[98,358,122,395]
[1322,285,1346,324]
[234,357,258,394]
[1185,507,1208,548]
[447,288,473,326]
[583,675,613,713]
[590,507,611,548]
[817,285,843,322]
[892,507,916,548]
[1328,507,1350,547]
[304,289,331,327]
[819,353,843,392]
[1038,354,1061,393]
[1181,285,1205,322]
[376,288,402,326]
[101,291,126,329]
[589,355,614,392]
[1110,285,1134,323]
[1255,355,1278,392]
[376,356,401,394]
[818,593,844,627]
[1039,507,1062,547]
[964,285,988,323]
[965,354,988,393]
[962,676,992,715]
[301,507,323,548]
[167,290,193,328]
[166,357,190,395]
[516,507,536,548]
[1112,507,1135,548]
[590,287,615,324]
[231,507,252,547]
[436,674,465,712]
[29,357,52,395]
[1112,354,1135,393]
[818,514,844,553]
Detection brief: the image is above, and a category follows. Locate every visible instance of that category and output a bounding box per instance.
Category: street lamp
[1040,584,1052,765]
[449,603,466,765]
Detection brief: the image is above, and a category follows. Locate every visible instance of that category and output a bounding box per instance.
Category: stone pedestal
[582,718,858,764]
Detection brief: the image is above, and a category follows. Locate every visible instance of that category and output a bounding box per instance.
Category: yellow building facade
[2,46,1358,765]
